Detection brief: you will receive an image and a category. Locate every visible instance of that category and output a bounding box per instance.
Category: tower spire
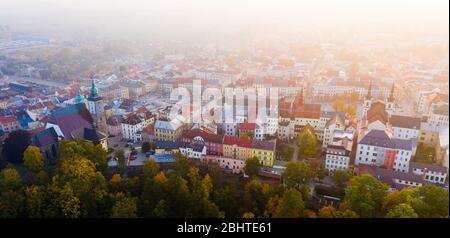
[366,79,372,100]
[299,86,304,106]
[388,81,395,102]
[74,88,84,104]
[89,74,99,99]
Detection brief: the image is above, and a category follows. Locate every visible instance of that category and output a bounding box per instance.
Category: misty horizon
[0,0,449,45]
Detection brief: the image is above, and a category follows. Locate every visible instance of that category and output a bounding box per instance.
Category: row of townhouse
[0,116,20,133]
[178,128,276,167]
[312,84,390,99]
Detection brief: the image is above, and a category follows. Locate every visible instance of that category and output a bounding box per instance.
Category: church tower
[294,85,305,107]
[73,88,85,105]
[386,81,395,117]
[363,79,373,117]
[87,76,107,133]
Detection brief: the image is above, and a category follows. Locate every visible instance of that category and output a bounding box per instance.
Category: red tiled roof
[184,128,223,144]
[0,116,17,124]
[367,101,388,124]
[223,135,252,148]
[239,122,256,130]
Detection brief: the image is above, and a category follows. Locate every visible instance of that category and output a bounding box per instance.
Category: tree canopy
[1,130,31,164]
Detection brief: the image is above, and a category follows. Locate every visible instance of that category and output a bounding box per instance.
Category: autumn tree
[23,146,45,172]
[274,188,305,218]
[318,205,337,218]
[0,168,22,191]
[25,185,48,218]
[297,130,318,157]
[0,168,25,218]
[51,155,108,217]
[57,139,107,172]
[110,193,138,218]
[142,159,160,180]
[186,167,221,218]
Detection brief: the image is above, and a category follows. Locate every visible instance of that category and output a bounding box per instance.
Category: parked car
[129,155,137,161]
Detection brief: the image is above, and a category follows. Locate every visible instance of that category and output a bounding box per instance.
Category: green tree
[174,153,193,178]
[0,168,22,190]
[333,170,352,189]
[25,185,47,218]
[276,143,294,160]
[415,185,449,218]
[243,179,266,217]
[263,195,281,218]
[153,199,167,218]
[185,167,221,218]
[213,185,240,218]
[282,161,315,190]
[0,190,25,218]
[37,170,49,185]
[108,174,123,193]
[23,146,45,172]
[57,140,107,172]
[385,203,418,218]
[110,193,138,218]
[114,149,126,169]
[413,143,436,164]
[344,175,389,218]
[274,188,305,218]
[143,159,160,180]
[297,130,318,157]
[51,184,81,218]
[244,156,261,178]
[382,185,449,218]
[53,155,107,217]
[166,173,190,217]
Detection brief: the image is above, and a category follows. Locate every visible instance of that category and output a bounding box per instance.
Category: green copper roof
[74,88,85,103]
[89,78,99,99]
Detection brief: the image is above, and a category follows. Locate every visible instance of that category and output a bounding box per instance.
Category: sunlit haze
[1,0,448,43]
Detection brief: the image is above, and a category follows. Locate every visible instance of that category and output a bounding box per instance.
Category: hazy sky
[1,0,448,42]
